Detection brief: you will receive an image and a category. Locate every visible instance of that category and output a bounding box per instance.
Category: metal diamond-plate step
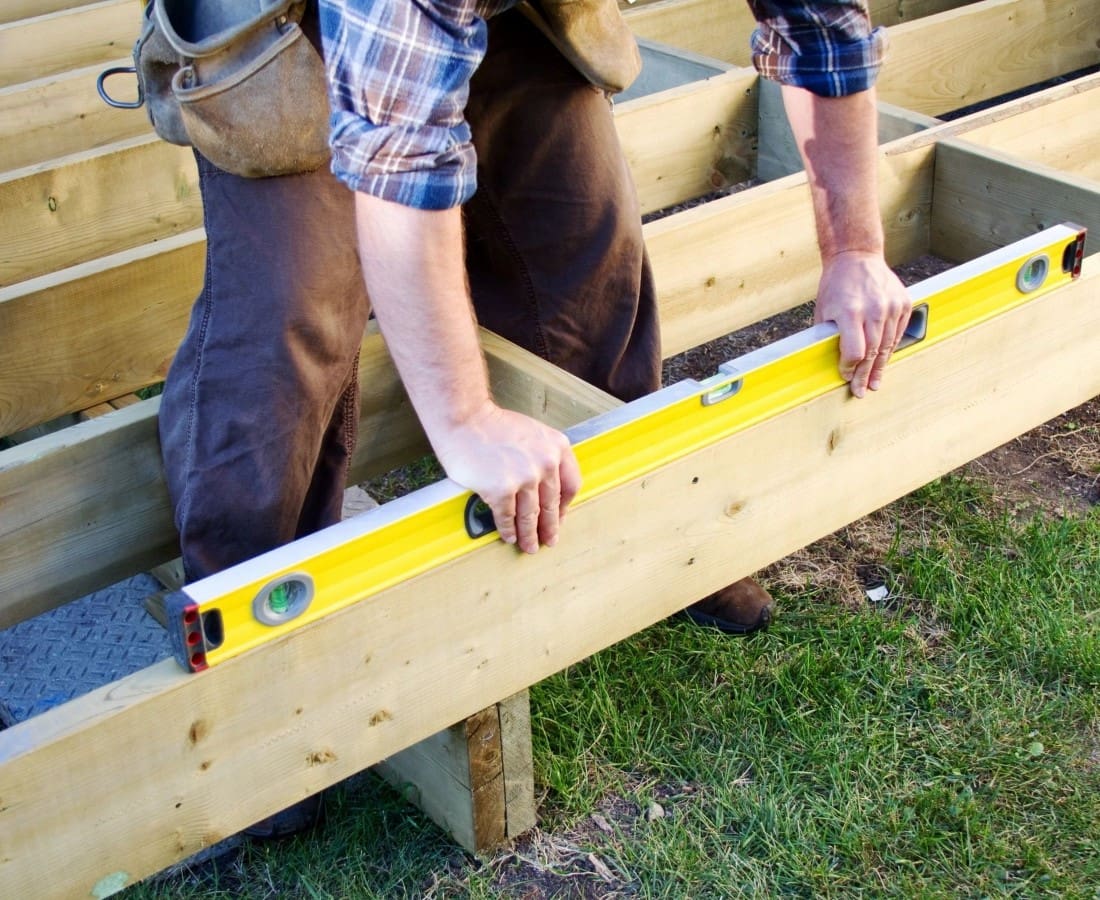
[0,574,171,726]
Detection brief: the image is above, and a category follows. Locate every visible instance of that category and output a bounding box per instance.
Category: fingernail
[546,535,558,547]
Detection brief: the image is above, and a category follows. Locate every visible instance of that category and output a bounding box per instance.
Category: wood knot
[308,749,337,766]
[188,719,210,745]
[369,710,393,727]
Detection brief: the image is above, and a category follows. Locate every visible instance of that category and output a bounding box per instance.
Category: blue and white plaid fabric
[320,0,886,210]
[748,0,887,97]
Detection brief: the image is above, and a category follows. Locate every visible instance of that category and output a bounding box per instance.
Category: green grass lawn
[130,474,1099,899]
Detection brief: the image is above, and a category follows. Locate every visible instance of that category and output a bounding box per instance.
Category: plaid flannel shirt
[319,0,886,210]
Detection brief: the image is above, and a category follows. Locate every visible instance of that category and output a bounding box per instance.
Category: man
[158,0,908,833]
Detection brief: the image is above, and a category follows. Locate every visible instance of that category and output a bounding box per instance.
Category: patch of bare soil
[426,778,710,898]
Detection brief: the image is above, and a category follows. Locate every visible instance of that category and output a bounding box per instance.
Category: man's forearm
[781,84,884,259]
[353,194,490,440]
[780,83,911,396]
[352,192,580,553]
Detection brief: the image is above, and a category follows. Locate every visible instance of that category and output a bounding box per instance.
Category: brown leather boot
[682,577,775,635]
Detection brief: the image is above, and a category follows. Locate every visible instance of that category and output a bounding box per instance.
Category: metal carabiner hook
[96,66,144,109]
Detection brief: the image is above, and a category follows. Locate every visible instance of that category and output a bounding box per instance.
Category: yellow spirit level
[166,224,1087,671]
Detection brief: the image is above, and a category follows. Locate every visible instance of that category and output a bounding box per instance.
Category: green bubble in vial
[268,584,290,614]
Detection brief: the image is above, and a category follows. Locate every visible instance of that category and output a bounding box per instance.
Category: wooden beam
[644,142,934,356]
[879,0,1100,116]
[0,60,149,171]
[2,259,1096,896]
[620,0,977,67]
[0,0,137,89]
[930,140,1100,262]
[0,331,616,628]
[616,68,758,214]
[0,1,101,25]
[0,135,200,288]
[623,0,755,67]
[374,691,536,853]
[0,232,201,437]
[942,72,1100,182]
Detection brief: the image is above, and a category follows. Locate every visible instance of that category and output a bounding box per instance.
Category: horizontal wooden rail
[879,0,1100,116]
[2,255,1097,897]
[623,0,1017,68]
[0,232,201,437]
[0,136,200,288]
[0,331,616,627]
[0,0,100,26]
[0,59,147,171]
[941,75,1100,182]
[0,0,135,89]
[5,70,1097,437]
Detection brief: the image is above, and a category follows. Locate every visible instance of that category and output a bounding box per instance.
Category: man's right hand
[434,401,582,554]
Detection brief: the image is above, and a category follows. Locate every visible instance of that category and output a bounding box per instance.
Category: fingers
[482,434,580,555]
[818,255,912,398]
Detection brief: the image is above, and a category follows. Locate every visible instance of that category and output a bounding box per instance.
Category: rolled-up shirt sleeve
[319,0,491,209]
[746,0,887,97]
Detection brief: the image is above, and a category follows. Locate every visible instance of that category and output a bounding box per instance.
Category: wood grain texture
[930,140,1100,261]
[3,261,1097,897]
[879,0,1100,116]
[0,231,202,437]
[0,0,102,25]
[0,0,137,89]
[947,73,1100,182]
[0,60,149,171]
[0,135,200,287]
[616,69,759,213]
[623,0,755,65]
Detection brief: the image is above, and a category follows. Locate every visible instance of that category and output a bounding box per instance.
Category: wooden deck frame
[2,235,1097,898]
[5,66,1097,438]
[2,0,1099,895]
[623,0,1100,110]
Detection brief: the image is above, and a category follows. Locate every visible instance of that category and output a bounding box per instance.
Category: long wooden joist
[4,85,1100,616]
[1,253,1096,897]
[0,136,200,288]
[0,0,134,89]
[0,59,144,172]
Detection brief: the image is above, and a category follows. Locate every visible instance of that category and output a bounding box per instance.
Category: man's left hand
[814,250,912,398]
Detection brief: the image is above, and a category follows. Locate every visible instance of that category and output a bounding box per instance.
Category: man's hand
[815,250,912,397]
[353,194,579,554]
[780,84,913,396]
[435,401,581,553]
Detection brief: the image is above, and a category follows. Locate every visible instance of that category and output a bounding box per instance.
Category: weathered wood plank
[0,0,136,89]
[0,232,201,438]
[0,136,200,288]
[374,692,532,854]
[944,72,1100,182]
[2,259,1096,897]
[0,333,616,627]
[616,68,758,213]
[879,0,1100,116]
[0,60,148,171]
[930,140,1100,261]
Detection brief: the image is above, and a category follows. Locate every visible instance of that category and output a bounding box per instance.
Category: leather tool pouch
[101,0,329,178]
